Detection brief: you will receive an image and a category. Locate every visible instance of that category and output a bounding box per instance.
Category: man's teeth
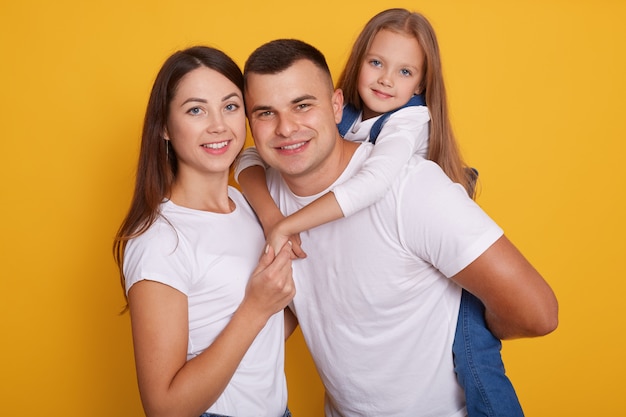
[280,142,306,150]
[202,141,228,149]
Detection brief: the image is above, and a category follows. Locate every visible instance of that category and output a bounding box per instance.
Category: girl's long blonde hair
[337,8,477,198]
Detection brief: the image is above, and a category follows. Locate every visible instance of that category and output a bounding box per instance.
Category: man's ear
[332,88,344,124]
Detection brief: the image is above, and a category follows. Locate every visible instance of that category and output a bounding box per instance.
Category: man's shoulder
[353,144,456,203]
[354,142,439,175]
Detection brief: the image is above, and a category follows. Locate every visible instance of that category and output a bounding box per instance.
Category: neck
[284,138,359,197]
[169,171,233,213]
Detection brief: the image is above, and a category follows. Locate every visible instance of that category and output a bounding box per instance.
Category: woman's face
[165,66,246,179]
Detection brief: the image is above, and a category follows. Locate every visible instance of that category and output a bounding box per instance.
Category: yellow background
[1,0,624,415]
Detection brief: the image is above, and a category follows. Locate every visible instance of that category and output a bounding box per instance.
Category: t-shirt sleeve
[123,221,191,296]
[332,106,430,217]
[397,160,503,278]
[233,146,268,184]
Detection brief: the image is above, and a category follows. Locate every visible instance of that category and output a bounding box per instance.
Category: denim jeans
[200,408,291,417]
[453,289,525,417]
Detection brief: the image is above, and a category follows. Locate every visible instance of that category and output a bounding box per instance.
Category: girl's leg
[453,289,524,417]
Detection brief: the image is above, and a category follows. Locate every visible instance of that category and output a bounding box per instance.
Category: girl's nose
[377,71,393,87]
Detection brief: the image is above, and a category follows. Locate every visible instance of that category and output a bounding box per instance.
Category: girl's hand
[268,221,307,259]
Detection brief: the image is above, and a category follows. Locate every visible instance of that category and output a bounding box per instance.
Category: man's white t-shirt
[266,144,503,417]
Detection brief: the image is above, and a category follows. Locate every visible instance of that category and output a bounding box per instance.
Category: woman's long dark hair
[113,46,244,302]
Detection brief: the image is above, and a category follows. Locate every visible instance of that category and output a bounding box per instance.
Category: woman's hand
[241,243,296,324]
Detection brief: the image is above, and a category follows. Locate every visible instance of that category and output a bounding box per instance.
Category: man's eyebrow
[292,94,316,104]
[249,94,317,114]
[250,104,273,114]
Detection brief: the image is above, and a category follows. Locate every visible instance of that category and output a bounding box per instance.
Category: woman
[113,46,294,417]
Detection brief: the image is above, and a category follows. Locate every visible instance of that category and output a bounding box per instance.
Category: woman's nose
[206,113,227,133]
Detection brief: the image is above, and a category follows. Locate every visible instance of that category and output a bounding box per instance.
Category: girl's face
[165,66,246,180]
[357,29,425,120]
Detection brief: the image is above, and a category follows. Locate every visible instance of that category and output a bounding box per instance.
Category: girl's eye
[369,59,382,68]
[400,69,412,77]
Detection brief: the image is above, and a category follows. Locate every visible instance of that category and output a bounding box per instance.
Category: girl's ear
[415,71,426,95]
[415,81,425,95]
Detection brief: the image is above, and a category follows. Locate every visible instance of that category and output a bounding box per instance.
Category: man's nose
[275,114,298,137]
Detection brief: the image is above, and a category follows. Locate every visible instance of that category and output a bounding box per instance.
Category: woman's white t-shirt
[124,187,287,416]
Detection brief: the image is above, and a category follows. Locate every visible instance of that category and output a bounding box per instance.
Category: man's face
[245,59,343,182]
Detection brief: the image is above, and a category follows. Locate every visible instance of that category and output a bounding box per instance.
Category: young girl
[113,46,294,417]
[237,8,525,417]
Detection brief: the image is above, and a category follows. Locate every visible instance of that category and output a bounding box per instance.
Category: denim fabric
[453,289,525,417]
[200,408,291,417]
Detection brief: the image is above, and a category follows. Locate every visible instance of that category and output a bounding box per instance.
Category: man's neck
[283,138,360,197]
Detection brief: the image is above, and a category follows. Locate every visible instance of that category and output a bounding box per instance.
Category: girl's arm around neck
[238,165,284,234]
[238,164,307,258]
[269,191,344,254]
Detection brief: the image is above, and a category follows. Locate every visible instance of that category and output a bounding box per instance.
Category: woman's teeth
[203,141,229,149]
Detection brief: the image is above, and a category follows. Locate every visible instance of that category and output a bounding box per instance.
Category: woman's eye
[188,107,202,115]
[225,103,240,112]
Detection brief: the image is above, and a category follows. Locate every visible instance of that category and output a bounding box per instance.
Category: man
[242,39,558,417]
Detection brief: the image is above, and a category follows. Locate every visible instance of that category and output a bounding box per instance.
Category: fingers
[288,238,307,259]
[255,244,275,273]
[273,241,295,267]
[269,234,307,260]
